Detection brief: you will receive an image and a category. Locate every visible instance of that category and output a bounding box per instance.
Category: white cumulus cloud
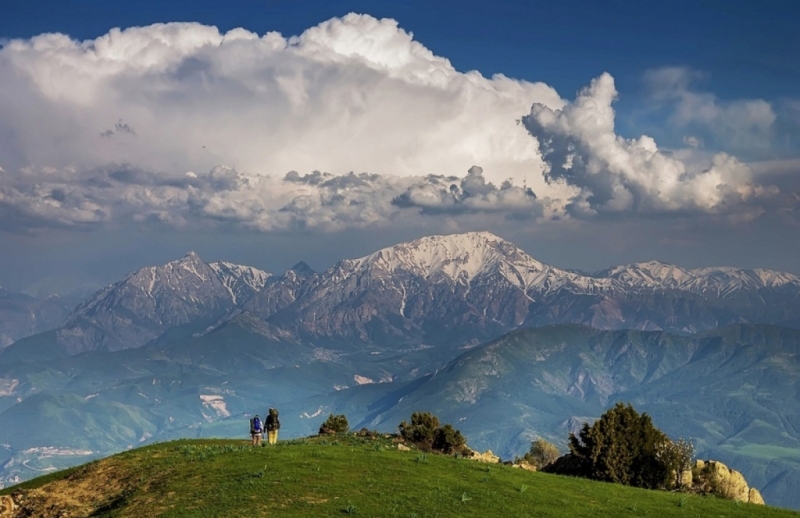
[522,73,780,218]
[0,15,793,234]
[0,14,562,187]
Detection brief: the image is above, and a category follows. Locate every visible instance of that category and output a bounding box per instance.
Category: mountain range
[1,231,799,508]
[3,231,800,358]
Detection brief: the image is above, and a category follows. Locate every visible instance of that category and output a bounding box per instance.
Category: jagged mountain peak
[597,261,692,288]
[598,261,800,292]
[208,261,271,304]
[59,253,272,353]
[175,250,204,264]
[351,231,544,283]
[288,261,315,277]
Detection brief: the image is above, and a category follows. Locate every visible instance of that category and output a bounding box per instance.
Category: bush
[432,424,468,455]
[568,402,669,489]
[319,414,349,435]
[524,438,560,469]
[399,412,440,450]
[399,412,469,454]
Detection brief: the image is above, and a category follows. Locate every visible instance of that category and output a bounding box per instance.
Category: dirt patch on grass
[10,459,136,517]
[300,495,329,505]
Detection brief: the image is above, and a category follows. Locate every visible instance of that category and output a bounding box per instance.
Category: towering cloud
[0,14,560,183]
[0,15,792,234]
[522,73,779,218]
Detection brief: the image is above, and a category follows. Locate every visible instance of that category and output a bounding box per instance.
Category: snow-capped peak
[353,231,544,284]
[209,261,271,304]
[597,261,692,289]
[597,261,800,294]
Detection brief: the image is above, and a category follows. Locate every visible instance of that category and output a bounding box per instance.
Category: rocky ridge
[55,252,270,353]
[8,231,800,355]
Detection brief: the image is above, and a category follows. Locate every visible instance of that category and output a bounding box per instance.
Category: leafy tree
[568,402,669,489]
[399,412,440,449]
[319,414,349,435]
[524,438,560,469]
[657,437,695,489]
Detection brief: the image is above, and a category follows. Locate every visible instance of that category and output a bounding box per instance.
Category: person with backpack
[266,408,281,445]
[250,414,263,446]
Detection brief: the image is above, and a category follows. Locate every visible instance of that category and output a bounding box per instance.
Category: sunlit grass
[2,435,795,517]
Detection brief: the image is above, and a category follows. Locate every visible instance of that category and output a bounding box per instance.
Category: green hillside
[1,436,795,518]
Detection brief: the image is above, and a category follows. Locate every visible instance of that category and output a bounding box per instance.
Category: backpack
[267,409,280,431]
[252,417,262,433]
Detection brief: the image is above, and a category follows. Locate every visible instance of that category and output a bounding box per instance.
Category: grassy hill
[1,436,795,517]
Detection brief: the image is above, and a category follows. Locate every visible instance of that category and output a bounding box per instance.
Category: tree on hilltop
[568,402,670,489]
[522,438,560,469]
[399,412,440,450]
[399,412,468,455]
[319,414,349,435]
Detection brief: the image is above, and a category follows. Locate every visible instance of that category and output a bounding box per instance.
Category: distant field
[2,435,797,517]
[719,443,800,461]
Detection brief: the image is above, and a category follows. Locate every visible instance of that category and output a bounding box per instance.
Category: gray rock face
[56,252,270,354]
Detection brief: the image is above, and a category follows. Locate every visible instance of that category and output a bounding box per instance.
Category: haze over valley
[1,2,799,513]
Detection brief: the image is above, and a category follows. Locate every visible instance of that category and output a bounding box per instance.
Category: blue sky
[0,0,798,292]
[4,0,798,101]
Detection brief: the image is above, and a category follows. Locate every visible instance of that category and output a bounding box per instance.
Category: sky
[0,0,799,294]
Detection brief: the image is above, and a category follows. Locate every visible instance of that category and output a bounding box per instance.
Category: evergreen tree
[568,403,669,489]
[319,414,349,435]
[399,412,440,449]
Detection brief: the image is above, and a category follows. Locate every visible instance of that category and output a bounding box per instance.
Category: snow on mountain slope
[349,231,612,295]
[597,261,800,295]
[209,261,271,304]
[57,252,271,353]
[598,261,693,289]
[17,231,800,356]
[353,231,543,284]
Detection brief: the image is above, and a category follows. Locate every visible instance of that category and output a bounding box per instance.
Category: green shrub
[568,402,669,489]
[432,424,468,455]
[399,412,469,455]
[399,412,440,449]
[319,414,349,435]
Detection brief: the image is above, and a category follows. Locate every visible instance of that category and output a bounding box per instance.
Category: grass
[2,435,797,517]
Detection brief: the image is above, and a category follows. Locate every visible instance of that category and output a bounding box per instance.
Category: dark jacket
[266,409,280,431]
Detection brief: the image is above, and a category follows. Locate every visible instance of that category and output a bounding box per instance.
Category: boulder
[749,488,765,505]
[691,460,764,505]
[397,443,411,452]
[679,469,693,489]
[0,495,16,517]
[467,449,500,463]
[512,461,537,472]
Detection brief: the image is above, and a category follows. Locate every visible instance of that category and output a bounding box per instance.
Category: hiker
[266,408,281,445]
[250,414,263,446]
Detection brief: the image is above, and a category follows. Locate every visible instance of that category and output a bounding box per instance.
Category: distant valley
[1,232,799,508]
